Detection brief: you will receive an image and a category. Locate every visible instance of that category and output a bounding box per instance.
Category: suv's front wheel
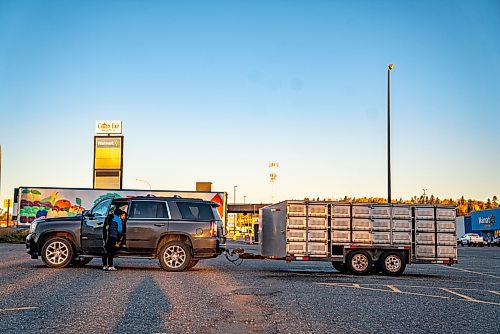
[41,237,74,268]
[159,241,192,272]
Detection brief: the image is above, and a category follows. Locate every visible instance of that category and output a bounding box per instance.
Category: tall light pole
[387,64,394,204]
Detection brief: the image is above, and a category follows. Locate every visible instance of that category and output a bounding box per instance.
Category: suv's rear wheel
[41,237,74,268]
[159,241,192,272]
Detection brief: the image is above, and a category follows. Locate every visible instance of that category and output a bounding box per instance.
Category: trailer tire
[380,252,406,276]
[332,262,348,274]
[346,250,372,275]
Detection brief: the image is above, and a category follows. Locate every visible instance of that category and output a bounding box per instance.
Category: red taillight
[210,221,217,237]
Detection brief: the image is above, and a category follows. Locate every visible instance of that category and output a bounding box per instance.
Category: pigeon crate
[286,242,328,256]
[416,233,435,245]
[332,230,350,244]
[352,218,372,231]
[287,203,306,216]
[436,208,456,221]
[372,219,390,231]
[415,207,434,220]
[437,233,456,246]
[287,229,328,242]
[331,217,350,230]
[352,205,371,218]
[371,206,411,219]
[372,219,411,232]
[372,232,411,245]
[416,245,457,259]
[416,220,435,232]
[286,217,328,230]
[352,231,372,244]
[331,205,350,218]
[308,204,328,217]
[437,221,455,233]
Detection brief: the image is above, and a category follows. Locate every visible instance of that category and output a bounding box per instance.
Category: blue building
[470,208,500,239]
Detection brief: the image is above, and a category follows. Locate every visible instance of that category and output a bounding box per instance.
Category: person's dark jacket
[107,214,122,239]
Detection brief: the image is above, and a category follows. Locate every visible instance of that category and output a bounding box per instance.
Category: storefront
[470,208,500,239]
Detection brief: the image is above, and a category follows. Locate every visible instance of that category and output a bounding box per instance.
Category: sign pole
[6,199,10,226]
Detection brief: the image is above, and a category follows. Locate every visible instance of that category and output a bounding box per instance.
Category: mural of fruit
[55,200,71,210]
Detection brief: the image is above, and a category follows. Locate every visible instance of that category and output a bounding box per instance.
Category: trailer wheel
[332,262,348,274]
[380,252,406,276]
[347,250,372,275]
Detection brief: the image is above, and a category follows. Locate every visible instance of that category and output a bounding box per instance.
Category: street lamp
[136,178,151,190]
[387,64,394,204]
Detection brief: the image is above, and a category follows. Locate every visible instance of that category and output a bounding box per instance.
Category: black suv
[26,196,226,271]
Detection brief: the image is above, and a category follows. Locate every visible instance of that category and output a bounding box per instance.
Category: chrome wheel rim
[351,253,369,272]
[163,245,186,269]
[385,255,402,273]
[46,241,69,265]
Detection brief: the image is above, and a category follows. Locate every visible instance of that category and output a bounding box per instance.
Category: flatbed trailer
[226,200,457,276]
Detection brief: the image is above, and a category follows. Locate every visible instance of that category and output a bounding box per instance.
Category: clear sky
[0,0,499,204]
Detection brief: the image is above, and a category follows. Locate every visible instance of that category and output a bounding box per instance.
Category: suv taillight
[210,221,217,237]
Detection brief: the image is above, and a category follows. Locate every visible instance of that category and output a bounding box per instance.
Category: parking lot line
[489,290,500,296]
[439,288,478,302]
[387,285,402,293]
[442,266,500,279]
[0,307,38,312]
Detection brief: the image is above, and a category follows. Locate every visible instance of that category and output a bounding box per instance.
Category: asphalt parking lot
[0,243,499,334]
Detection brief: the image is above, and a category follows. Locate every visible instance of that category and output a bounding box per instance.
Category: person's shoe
[102,266,109,270]
[107,266,117,271]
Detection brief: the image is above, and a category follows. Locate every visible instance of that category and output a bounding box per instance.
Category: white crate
[437,221,455,233]
[415,245,456,259]
[286,217,328,229]
[415,245,435,258]
[371,206,411,219]
[308,204,328,217]
[352,231,372,244]
[437,245,457,258]
[287,204,306,216]
[436,208,456,221]
[415,207,434,220]
[437,233,456,246]
[372,219,390,231]
[416,220,435,232]
[332,217,350,230]
[332,230,350,243]
[352,218,372,231]
[352,205,371,218]
[372,232,411,245]
[287,229,328,242]
[286,242,328,256]
[416,233,435,245]
[331,205,350,217]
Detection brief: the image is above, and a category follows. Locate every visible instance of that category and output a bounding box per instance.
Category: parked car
[26,196,226,271]
[458,233,485,247]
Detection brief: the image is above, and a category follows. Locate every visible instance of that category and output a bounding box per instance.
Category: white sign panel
[96,120,123,134]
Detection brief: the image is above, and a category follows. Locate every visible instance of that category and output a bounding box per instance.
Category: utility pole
[387,64,394,204]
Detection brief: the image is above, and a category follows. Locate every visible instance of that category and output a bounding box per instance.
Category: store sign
[96,120,122,134]
[94,136,123,170]
[471,209,499,231]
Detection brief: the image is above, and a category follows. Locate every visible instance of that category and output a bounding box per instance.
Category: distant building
[469,208,500,239]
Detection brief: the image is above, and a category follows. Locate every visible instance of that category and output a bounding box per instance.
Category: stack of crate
[371,206,412,245]
[331,204,351,245]
[351,205,372,244]
[415,207,456,259]
[286,202,329,257]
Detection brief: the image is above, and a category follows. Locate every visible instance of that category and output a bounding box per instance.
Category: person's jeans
[102,236,117,267]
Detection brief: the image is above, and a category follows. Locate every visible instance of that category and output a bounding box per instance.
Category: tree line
[304,195,499,216]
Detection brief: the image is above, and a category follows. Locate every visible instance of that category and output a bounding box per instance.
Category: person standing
[102,208,123,271]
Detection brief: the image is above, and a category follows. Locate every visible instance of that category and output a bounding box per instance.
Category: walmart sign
[471,209,499,231]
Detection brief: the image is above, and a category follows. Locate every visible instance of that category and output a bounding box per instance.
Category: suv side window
[92,198,112,217]
[177,202,214,221]
[129,201,169,219]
